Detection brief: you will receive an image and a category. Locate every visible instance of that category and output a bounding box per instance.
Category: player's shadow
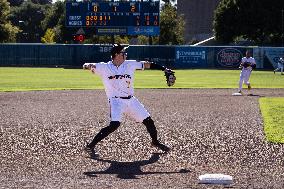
[84,153,190,179]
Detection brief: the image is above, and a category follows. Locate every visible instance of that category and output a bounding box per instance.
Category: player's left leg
[126,97,170,152]
[142,117,170,152]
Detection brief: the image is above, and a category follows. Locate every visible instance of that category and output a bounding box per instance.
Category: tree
[159,3,185,45]
[41,28,55,43]
[41,1,73,43]
[41,1,63,31]
[7,0,24,6]
[214,0,284,46]
[161,0,176,4]
[0,0,20,42]
[31,0,51,5]
[10,0,47,42]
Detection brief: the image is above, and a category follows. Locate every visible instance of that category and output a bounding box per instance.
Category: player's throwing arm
[83,62,176,87]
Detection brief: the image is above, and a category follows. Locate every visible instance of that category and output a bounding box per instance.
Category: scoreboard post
[66,0,160,36]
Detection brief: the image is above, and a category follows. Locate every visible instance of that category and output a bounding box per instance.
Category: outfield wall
[0,44,283,69]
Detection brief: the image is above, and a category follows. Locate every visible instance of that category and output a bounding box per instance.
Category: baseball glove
[242,62,251,68]
[164,69,176,87]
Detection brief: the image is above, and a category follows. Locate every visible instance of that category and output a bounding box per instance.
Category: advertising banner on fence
[175,47,207,68]
[214,47,246,68]
[263,48,284,69]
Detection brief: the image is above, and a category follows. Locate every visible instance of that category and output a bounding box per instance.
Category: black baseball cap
[111,44,128,58]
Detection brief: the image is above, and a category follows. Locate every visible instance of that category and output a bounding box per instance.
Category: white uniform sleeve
[91,62,106,76]
[126,60,144,71]
[251,58,256,65]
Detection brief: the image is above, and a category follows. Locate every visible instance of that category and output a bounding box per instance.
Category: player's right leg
[85,121,121,158]
[85,98,124,157]
[238,69,247,92]
[87,121,121,148]
[238,75,244,94]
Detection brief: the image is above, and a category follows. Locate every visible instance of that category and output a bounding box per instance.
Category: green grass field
[259,98,284,143]
[0,67,283,143]
[0,67,283,91]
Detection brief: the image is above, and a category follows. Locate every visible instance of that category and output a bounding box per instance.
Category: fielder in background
[238,50,256,95]
[273,57,284,75]
[83,44,176,157]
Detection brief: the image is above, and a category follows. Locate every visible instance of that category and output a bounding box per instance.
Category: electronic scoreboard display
[66,1,160,36]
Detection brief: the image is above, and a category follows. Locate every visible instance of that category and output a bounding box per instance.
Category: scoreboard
[66,1,160,36]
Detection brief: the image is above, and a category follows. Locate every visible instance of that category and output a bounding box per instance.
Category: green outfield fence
[0,44,283,69]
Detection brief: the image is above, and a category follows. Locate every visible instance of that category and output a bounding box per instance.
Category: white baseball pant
[238,69,251,91]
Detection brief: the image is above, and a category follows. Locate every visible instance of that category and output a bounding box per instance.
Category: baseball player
[237,50,256,95]
[273,57,284,75]
[83,44,175,157]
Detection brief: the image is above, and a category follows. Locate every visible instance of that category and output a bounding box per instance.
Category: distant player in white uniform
[83,44,174,156]
[273,57,284,75]
[238,50,256,95]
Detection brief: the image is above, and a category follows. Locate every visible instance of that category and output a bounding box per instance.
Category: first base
[199,174,233,185]
[232,92,242,96]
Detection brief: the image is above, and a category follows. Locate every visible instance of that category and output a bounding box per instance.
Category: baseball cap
[111,44,128,58]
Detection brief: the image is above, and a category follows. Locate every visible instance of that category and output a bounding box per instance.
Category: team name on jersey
[108,74,131,80]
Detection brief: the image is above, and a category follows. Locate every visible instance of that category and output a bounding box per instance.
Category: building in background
[177,0,221,44]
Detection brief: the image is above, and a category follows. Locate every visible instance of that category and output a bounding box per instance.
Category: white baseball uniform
[91,60,150,122]
[238,56,256,91]
[274,57,284,74]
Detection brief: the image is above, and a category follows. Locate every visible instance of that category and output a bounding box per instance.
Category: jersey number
[126,81,131,88]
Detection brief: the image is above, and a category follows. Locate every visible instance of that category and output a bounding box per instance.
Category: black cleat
[152,142,170,152]
[84,144,98,159]
[248,85,251,90]
[238,90,243,95]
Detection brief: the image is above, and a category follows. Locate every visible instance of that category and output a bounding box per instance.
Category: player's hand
[83,63,90,70]
[83,63,94,70]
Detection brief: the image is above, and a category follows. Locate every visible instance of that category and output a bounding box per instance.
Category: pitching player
[83,44,175,157]
[238,50,256,95]
[273,57,284,75]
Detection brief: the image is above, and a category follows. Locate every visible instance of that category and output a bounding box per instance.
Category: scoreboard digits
[66,1,160,36]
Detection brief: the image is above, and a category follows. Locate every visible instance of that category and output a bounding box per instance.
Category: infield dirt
[0,89,284,189]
